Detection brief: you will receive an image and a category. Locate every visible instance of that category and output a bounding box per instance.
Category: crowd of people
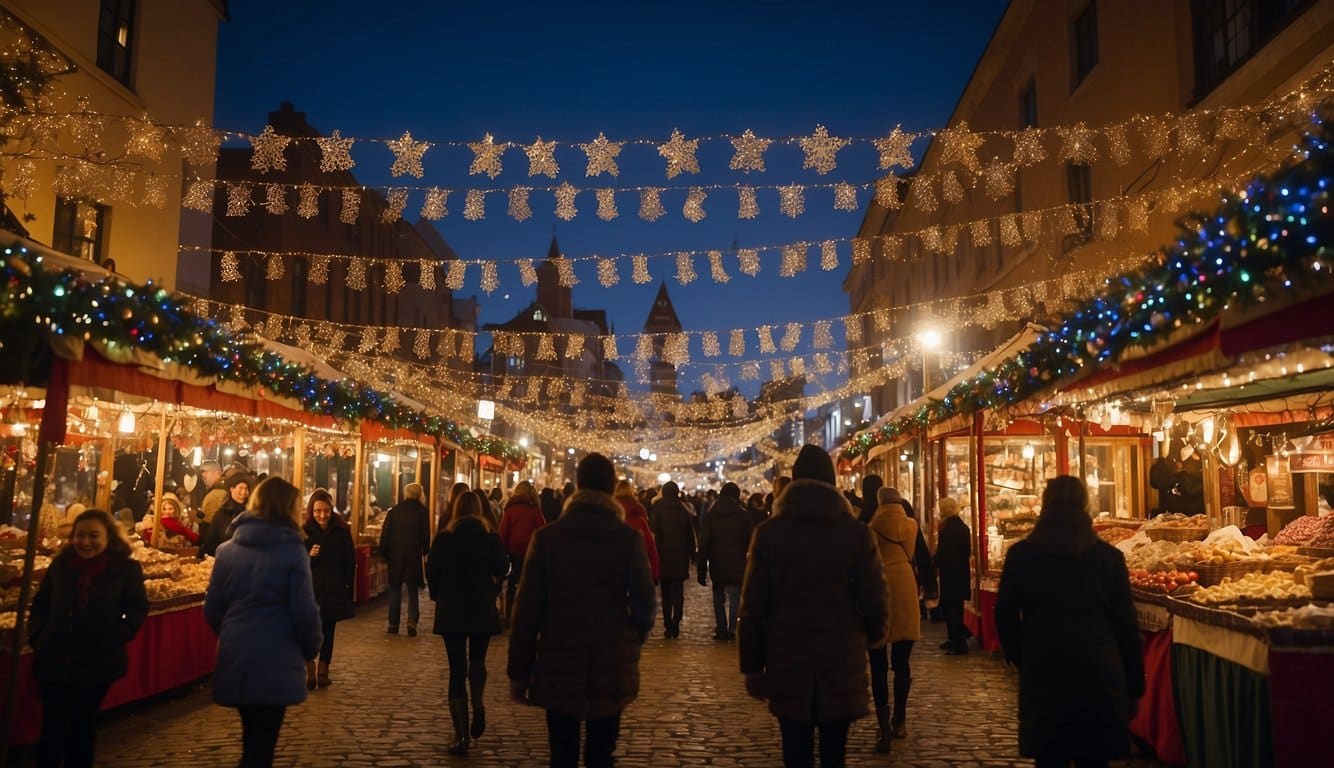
[24,444,1144,768]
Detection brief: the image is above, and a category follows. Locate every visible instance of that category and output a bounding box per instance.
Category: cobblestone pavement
[23,580,1167,767]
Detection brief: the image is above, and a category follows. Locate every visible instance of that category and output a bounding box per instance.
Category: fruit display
[1185,571,1313,606]
[1273,514,1334,548]
[1130,568,1199,594]
[1098,526,1137,545]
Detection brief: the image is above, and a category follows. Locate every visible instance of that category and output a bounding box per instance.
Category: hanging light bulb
[1200,416,1215,445]
[117,407,136,434]
[1220,426,1242,467]
[1021,442,1036,460]
[85,403,100,422]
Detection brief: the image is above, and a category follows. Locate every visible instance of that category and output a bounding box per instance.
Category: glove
[509,678,531,706]
[744,672,766,700]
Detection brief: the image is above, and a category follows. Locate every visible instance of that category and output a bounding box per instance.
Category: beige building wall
[847,0,1334,419]
[1,0,225,289]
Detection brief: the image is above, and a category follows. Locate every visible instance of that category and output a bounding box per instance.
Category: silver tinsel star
[799,125,848,175]
[937,121,985,173]
[729,129,772,173]
[316,129,356,172]
[873,126,915,170]
[658,129,700,179]
[468,133,505,179]
[250,125,290,173]
[389,131,430,178]
[525,136,559,178]
[580,132,624,177]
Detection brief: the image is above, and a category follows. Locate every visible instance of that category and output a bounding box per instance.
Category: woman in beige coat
[866,486,922,752]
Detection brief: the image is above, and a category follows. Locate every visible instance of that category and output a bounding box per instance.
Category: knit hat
[719,482,741,499]
[791,445,836,486]
[662,481,680,499]
[224,471,252,490]
[576,453,616,495]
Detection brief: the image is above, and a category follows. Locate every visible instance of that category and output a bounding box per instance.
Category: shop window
[1018,78,1038,128]
[1191,0,1309,98]
[96,0,135,87]
[1065,162,1094,250]
[291,259,308,318]
[1071,2,1099,90]
[52,197,108,264]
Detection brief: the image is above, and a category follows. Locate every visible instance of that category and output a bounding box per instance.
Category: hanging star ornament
[388,131,430,178]
[468,133,504,179]
[250,125,290,173]
[937,121,985,173]
[658,129,700,179]
[729,129,772,173]
[872,126,915,170]
[525,136,559,178]
[316,129,356,172]
[580,132,624,177]
[799,125,849,175]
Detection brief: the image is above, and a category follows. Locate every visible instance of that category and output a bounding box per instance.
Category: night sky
[212,0,1009,396]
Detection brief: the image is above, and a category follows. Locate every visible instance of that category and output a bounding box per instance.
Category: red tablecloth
[1130,626,1186,765]
[1268,645,1334,768]
[964,588,1002,653]
[2,602,216,745]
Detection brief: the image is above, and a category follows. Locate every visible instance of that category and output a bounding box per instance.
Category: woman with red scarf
[29,507,148,768]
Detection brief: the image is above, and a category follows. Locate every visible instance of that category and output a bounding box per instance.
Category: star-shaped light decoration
[250,125,290,173]
[467,133,504,179]
[937,121,986,173]
[799,125,849,175]
[872,126,915,170]
[658,129,700,179]
[580,132,624,177]
[316,129,356,172]
[178,119,221,166]
[1011,129,1047,166]
[389,131,431,178]
[729,129,772,173]
[554,182,579,220]
[126,114,165,161]
[525,137,559,178]
[1056,122,1098,164]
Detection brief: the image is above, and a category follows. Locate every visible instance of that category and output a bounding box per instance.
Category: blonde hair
[938,497,961,519]
[614,479,636,500]
[403,483,424,501]
[510,480,538,506]
[248,477,302,529]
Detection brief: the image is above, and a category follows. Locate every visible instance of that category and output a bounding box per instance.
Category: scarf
[67,551,111,609]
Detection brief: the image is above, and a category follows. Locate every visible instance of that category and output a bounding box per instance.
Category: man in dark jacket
[650,481,696,639]
[380,483,431,636]
[508,453,656,768]
[198,471,251,560]
[698,482,753,641]
[933,498,972,654]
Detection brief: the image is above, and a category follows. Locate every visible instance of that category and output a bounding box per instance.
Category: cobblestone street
[23,580,1165,767]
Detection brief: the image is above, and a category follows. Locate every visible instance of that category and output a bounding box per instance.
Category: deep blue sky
[213,0,1009,396]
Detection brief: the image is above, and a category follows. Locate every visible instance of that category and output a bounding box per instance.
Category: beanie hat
[225,471,252,490]
[662,481,680,499]
[791,445,836,486]
[576,453,616,495]
[719,482,741,499]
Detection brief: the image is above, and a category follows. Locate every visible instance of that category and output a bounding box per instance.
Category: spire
[644,281,683,333]
[547,234,561,262]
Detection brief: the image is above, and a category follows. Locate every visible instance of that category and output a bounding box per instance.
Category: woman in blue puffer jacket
[205,476,323,768]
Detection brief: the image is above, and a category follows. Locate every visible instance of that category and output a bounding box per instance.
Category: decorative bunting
[833,182,858,211]
[1056,122,1099,164]
[639,187,666,222]
[413,329,431,360]
[683,187,707,222]
[382,188,408,222]
[702,332,721,357]
[633,335,654,361]
[504,188,531,221]
[708,250,730,284]
[445,260,467,291]
[813,321,833,349]
[852,239,871,264]
[225,182,252,217]
[740,362,760,381]
[554,182,578,221]
[675,252,697,285]
[874,178,900,209]
[769,360,785,380]
[738,186,759,219]
[565,334,585,361]
[758,325,776,354]
[464,189,486,220]
[385,261,405,293]
[941,170,965,203]
[632,254,652,284]
[357,327,377,353]
[1105,123,1131,165]
[602,335,619,361]
[555,256,578,287]
[263,183,288,215]
[388,131,430,178]
[340,188,360,224]
[1140,116,1171,158]
[999,214,1022,246]
[596,257,619,288]
[250,125,290,173]
[738,248,760,277]
[663,333,689,365]
[844,316,862,344]
[1012,129,1047,166]
[983,161,1015,199]
[347,258,367,290]
[220,251,241,282]
[596,188,618,221]
[266,253,284,281]
[480,262,499,294]
[779,242,807,278]
[421,187,448,220]
[125,115,165,161]
[778,184,805,218]
[525,137,559,177]
[729,329,746,357]
[417,259,434,290]
[179,119,222,166]
[182,179,214,212]
[729,128,771,172]
[911,175,938,213]
[310,255,330,285]
[536,335,557,360]
[780,322,801,352]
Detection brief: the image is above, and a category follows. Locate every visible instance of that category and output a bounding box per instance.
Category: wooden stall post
[150,403,173,547]
[292,427,306,493]
[349,437,365,539]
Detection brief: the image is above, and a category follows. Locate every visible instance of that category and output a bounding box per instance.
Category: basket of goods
[1272,514,1334,557]
[1129,568,1199,601]
[1184,570,1313,607]
[1159,540,1274,586]
[1098,526,1138,546]
[1144,513,1210,543]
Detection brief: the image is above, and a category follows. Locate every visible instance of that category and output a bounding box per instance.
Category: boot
[874,705,892,753]
[317,661,331,688]
[470,698,486,740]
[469,664,488,739]
[448,698,470,756]
[305,660,317,690]
[891,676,911,738]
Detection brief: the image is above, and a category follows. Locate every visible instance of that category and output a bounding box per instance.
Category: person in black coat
[198,472,251,559]
[29,507,148,768]
[933,497,972,654]
[380,482,431,636]
[995,476,1144,767]
[697,482,754,641]
[650,481,696,639]
[303,488,355,688]
[539,486,561,524]
[427,491,508,756]
[858,474,884,524]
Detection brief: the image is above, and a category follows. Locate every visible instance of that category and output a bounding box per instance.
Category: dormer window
[532,308,547,321]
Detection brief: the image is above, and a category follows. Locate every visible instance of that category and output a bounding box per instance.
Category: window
[292,259,308,318]
[52,197,108,264]
[1019,79,1038,128]
[1192,0,1309,97]
[96,0,135,86]
[1071,2,1099,90]
[532,308,547,322]
[1065,162,1095,249]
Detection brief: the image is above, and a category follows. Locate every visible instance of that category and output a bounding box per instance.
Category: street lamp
[916,328,943,398]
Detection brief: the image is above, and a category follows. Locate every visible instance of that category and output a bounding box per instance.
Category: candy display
[1273,514,1334,548]
[1185,571,1312,606]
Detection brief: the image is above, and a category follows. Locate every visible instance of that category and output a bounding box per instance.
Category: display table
[1130,599,1186,765]
[354,546,389,604]
[2,601,216,745]
[963,586,1003,653]
[1171,614,1272,768]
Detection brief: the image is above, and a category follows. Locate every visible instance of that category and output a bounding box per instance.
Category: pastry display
[1185,571,1312,605]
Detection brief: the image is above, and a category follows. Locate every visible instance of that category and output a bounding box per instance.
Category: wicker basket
[1145,526,1210,543]
[1191,560,1269,586]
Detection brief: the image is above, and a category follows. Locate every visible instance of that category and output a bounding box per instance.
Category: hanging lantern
[117,407,136,434]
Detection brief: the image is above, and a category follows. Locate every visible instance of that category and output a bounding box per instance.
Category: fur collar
[772,479,855,521]
[561,489,625,521]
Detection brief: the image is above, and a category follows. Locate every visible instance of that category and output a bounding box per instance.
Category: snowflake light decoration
[250,125,290,173]
[983,161,1014,199]
[126,115,165,161]
[178,119,221,166]
[1056,122,1098,164]
[182,179,214,212]
[1012,129,1047,166]
[799,125,848,175]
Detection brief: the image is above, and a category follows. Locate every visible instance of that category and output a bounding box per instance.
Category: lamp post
[915,328,943,530]
[916,328,942,399]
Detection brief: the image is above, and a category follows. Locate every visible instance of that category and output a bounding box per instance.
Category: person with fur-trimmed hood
[738,445,889,768]
[508,453,657,768]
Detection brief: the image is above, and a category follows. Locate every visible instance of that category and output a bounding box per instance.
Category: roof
[644,281,683,333]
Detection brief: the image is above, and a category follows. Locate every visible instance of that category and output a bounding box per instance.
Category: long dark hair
[61,508,131,558]
[304,488,339,528]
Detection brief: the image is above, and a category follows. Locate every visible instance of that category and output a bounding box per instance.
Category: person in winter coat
[616,480,661,582]
[933,497,972,655]
[858,475,884,525]
[156,492,199,546]
[29,507,148,768]
[508,453,656,768]
[380,482,431,635]
[427,492,508,757]
[205,477,323,768]
[746,492,768,526]
[698,482,753,641]
[649,481,696,639]
[198,471,250,559]
[302,488,355,689]
[865,488,923,752]
[739,445,888,768]
[190,459,225,519]
[498,480,545,622]
[443,481,472,531]
[474,488,502,531]
[879,487,935,611]
[995,475,1144,768]
[539,486,561,524]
